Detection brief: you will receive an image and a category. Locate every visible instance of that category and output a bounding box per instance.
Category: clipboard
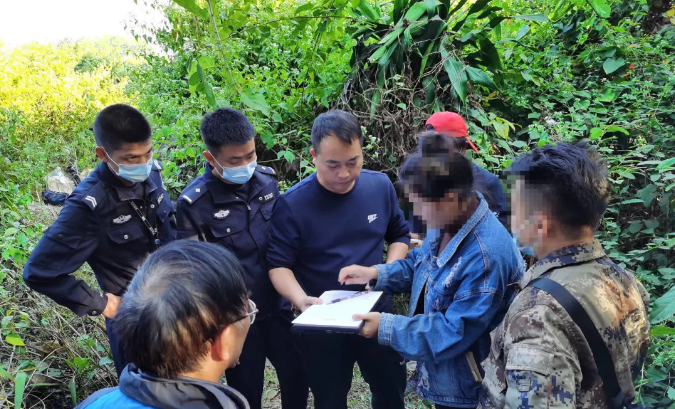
[291,290,385,334]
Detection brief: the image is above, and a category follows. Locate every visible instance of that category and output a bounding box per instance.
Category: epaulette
[179,181,208,205]
[256,165,276,177]
[152,160,163,171]
[79,181,106,211]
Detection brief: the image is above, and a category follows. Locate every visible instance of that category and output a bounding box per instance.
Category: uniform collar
[96,161,158,201]
[203,164,271,204]
[518,240,606,289]
[425,192,489,268]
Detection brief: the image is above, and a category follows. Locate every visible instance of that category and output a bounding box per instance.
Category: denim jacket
[373,194,523,407]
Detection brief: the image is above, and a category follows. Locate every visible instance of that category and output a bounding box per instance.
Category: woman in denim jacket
[339,133,523,409]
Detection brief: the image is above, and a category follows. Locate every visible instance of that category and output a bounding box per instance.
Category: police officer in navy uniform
[23,104,176,378]
[176,108,308,409]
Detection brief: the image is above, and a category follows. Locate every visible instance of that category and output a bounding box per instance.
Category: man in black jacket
[76,240,253,409]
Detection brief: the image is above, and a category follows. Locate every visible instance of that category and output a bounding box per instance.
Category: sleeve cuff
[378,312,395,346]
[87,293,108,317]
[391,236,411,246]
[373,264,389,291]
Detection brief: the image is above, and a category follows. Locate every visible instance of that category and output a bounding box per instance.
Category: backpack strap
[528,277,627,409]
[75,387,118,408]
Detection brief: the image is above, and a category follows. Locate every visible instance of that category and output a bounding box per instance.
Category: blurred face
[204,139,256,176]
[407,190,463,230]
[312,134,363,194]
[511,179,548,251]
[95,140,153,169]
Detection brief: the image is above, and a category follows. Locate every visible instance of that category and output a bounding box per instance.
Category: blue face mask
[213,155,257,184]
[106,152,153,183]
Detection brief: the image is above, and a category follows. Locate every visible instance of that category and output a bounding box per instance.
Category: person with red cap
[406,112,508,235]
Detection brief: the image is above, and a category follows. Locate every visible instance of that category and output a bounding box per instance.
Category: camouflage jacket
[478,240,650,408]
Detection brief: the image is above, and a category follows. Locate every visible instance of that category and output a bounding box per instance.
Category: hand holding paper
[353,312,381,338]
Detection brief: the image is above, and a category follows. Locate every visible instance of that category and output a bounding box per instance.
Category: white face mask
[211,152,257,184]
[105,151,153,183]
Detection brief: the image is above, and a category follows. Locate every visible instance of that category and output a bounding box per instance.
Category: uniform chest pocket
[107,223,146,245]
[155,196,174,223]
[210,219,246,239]
[259,202,273,220]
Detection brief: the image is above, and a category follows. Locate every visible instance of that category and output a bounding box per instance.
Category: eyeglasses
[238,299,258,325]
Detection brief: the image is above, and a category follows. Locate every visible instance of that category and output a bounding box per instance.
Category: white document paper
[292,290,383,329]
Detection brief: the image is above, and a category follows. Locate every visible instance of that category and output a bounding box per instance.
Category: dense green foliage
[1,0,674,407]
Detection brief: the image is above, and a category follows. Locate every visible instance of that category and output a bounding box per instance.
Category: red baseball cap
[425,112,478,152]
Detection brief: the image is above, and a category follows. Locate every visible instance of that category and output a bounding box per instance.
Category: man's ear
[211,324,236,364]
[203,151,216,168]
[310,148,317,164]
[95,146,108,163]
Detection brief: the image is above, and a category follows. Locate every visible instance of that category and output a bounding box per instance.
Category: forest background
[0,0,674,407]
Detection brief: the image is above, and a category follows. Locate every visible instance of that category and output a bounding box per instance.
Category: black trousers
[105,317,128,378]
[226,313,308,409]
[296,332,406,409]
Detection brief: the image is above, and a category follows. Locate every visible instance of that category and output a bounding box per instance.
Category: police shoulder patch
[256,165,276,177]
[79,181,105,211]
[180,182,207,205]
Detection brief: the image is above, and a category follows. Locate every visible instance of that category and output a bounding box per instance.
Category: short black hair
[116,240,248,379]
[400,132,474,201]
[200,108,255,150]
[311,110,363,152]
[507,141,610,237]
[93,104,152,151]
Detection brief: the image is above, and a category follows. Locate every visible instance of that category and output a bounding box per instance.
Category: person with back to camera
[75,240,255,409]
[478,142,650,409]
[338,132,523,409]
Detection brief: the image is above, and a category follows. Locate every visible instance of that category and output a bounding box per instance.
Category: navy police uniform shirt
[176,164,282,319]
[23,161,176,317]
[266,170,411,298]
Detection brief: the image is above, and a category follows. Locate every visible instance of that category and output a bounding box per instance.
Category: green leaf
[479,38,502,71]
[650,286,675,324]
[466,0,492,16]
[493,122,510,139]
[188,72,200,87]
[656,157,675,170]
[378,26,404,46]
[515,24,530,41]
[466,67,497,89]
[197,56,215,70]
[521,69,534,81]
[70,378,77,408]
[241,91,271,117]
[424,0,437,16]
[620,198,643,205]
[6,332,24,346]
[99,357,114,366]
[405,1,428,21]
[15,372,27,409]
[4,228,17,236]
[589,0,611,18]
[283,151,295,163]
[603,58,625,75]
[514,14,550,22]
[651,326,675,336]
[605,125,629,135]
[442,53,468,104]
[597,88,617,102]
[196,63,217,109]
[590,127,603,139]
[396,103,407,109]
[393,0,408,22]
[173,0,208,19]
[369,45,388,62]
[294,2,314,14]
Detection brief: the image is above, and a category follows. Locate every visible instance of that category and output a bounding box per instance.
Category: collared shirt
[176,164,282,318]
[479,240,650,408]
[23,161,176,317]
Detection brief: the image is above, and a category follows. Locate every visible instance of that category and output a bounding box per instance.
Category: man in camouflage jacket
[479,142,650,408]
